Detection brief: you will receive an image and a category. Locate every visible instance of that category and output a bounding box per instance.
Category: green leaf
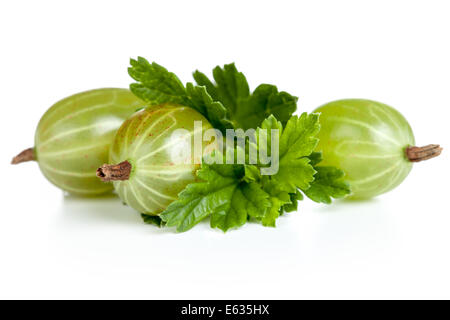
[302,166,351,204]
[192,70,219,101]
[235,84,297,130]
[141,214,165,227]
[301,151,351,204]
[159,112,349,232]
[308,151,323,166]
[129,58,353,233]
[160,150,272,232]
[243,164,261,182]
[211,181,271,231]
[194,64,297,130]
[281,190,304,213]
[279,113,320,159]
[194,64,249,119]
[274,157,315,193]
[260,179,291,227]
[257,114,283,154]
[185,83,233,132]
[129,57,232,134]
[160,160,240,232]
[129,57,188,105]
[261,113,320,194]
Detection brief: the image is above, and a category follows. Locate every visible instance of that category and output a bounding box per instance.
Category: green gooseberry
[12,88,146,196]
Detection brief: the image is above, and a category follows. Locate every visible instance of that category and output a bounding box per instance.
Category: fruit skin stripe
[338,102,408,141]
[39,162,97,178]
[125,110,154,155]
[128,181,153,212]
[334,141,401,159]
[122,113,138,157]
[41,100,118,136]
[118,182,130,206]
[326,116,401,147]
[138,165,193,173]
[132,115,176,156]
[375,162,409,194]
[138,170,193,181]
[136,125,209,163]
[39,120,122,147]
[133,178,169,208]
[134,177,176,201]
[371,103,407,140]
[38,141,107,158]
[339,103,405,138]
[131,109,178,157]
[352,160,403,186]
[39,90,105,130]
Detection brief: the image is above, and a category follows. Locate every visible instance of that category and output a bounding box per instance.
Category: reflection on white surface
[2,161,450,299]
[60,193,142,226]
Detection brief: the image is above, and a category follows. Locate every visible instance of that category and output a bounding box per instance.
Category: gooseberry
[314,99,442,199]
[12,88,146,196]
[96,104,217,215]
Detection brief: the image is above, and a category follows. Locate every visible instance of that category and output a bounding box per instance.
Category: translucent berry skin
[35,88,146,195]
[314,99,415,199]
[109,104,216,215]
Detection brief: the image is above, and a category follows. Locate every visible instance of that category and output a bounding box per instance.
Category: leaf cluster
[130,57,350,232]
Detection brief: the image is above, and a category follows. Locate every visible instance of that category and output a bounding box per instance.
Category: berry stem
[406,144,442,162]
[96,161,132,181]
[11,148,35,164]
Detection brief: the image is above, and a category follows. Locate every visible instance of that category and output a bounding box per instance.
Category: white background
[1,0,449,299]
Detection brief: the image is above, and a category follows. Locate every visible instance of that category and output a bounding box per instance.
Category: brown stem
[96,160,132,181]
[11,148,35,164]
[406,144,442,162]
